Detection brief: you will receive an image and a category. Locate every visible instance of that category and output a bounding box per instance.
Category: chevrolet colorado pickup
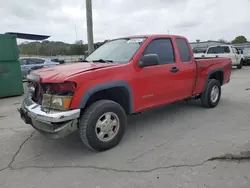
[19,35,232,151]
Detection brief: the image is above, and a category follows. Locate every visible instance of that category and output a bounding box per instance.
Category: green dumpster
[0,34,24,98]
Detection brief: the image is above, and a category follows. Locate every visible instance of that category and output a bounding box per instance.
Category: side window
[234,48,239,54]
[26,59,35,65]
[143,39,175,64]
[232,47,237,54]
[20,59,27,65]
[34,59,45,64]
[176,38,191,62]
[225,47,230,53]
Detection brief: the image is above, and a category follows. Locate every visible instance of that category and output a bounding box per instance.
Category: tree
[69,41,87,55]
[94,41,105,49]
[75,40,83,45]
[218,38,228,44]
[18,40,103,56]
[232,35,248,44]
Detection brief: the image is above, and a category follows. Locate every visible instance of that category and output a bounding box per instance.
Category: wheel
[201,79,221,108]
[237,60,243,69]
[79,100,127,151]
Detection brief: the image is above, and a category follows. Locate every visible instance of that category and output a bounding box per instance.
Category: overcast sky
[1,0,250,44]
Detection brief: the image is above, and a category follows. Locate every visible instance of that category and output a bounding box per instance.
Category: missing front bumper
[19,96,80,139]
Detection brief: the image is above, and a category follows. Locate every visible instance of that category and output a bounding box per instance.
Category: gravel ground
[1,67,250,188]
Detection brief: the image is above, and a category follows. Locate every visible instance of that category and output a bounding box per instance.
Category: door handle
[170,67,179,73]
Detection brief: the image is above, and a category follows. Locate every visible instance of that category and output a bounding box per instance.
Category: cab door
[174,38,197,98]
[230,47,239,65]
[232,47,241,65]
[133,38,181,111]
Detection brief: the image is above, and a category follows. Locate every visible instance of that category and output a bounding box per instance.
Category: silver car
[20,57,60,78]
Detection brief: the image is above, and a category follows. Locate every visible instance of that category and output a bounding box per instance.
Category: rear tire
[237,60,243,69]
[201,79,221,108]
[79,100,127,151]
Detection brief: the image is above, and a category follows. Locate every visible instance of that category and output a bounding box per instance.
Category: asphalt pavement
[1,67,250,188]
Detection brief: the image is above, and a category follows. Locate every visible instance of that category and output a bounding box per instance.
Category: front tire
[201,79,221,108]
[237,60,243,69]
[79,100,127,151]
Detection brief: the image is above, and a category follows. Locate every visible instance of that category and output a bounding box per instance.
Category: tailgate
[204,54,229,58]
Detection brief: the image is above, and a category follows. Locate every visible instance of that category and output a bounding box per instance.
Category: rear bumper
[19,96,80,139]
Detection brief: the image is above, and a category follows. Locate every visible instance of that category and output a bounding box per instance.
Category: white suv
[205,45,243,69]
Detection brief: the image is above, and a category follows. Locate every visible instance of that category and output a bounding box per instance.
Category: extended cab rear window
[207,46,230,54]
[176,38,191,62]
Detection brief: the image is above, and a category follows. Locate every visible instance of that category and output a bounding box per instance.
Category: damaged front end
[30,81,76,110]
[19,75,80,139]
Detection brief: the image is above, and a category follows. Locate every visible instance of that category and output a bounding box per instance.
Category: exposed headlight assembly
[42,94,72,111]
[27,84,35,93]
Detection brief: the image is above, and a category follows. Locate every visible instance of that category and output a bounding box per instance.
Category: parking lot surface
[1,67,250,188]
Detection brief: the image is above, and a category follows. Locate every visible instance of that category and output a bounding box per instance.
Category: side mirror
[139,54,160,68]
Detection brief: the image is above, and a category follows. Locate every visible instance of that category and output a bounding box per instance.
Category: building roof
[232,42,250,46]
[189,40,225,44]
[5,32,50,40]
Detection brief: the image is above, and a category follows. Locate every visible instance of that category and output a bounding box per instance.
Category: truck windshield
[207,46,230,54]
[85,38,146,63]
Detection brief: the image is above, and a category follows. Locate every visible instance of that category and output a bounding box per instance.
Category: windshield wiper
[80,59,89,62]
[91,59,113,63]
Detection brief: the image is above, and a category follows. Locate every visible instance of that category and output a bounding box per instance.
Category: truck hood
[32,62,117,83]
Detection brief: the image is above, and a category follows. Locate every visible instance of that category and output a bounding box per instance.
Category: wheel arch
[203,68,224,91]
[78,81,134,114]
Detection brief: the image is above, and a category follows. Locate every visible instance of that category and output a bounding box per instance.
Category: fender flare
[78,81,134,113]
[203,68,224,91]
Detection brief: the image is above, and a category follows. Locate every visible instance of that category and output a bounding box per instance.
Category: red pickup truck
[19,35,232,151]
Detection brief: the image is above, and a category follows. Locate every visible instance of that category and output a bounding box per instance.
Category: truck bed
[192,57,232,95]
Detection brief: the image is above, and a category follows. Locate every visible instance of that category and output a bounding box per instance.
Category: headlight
[42,94,72,110]
[27,82,36,94]
[27,85,35,93]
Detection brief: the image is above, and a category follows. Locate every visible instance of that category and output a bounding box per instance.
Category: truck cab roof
[124,34,186,39]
